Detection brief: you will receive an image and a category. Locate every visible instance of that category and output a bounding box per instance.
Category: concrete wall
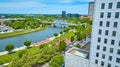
[88,2,94,17]
[65,52,89,67]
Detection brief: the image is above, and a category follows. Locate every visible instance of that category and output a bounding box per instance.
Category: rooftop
[81,42,90,51]
[68,48,89,59]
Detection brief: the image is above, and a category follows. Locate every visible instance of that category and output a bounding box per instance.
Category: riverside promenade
[0,37,55,56]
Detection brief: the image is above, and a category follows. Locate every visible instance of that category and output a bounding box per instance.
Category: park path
[0,37,55,56]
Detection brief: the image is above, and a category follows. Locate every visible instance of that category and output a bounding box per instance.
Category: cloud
[59,0,73,3]
[0,1,45,9]
[60,0,94,3]
[0,0,93,14]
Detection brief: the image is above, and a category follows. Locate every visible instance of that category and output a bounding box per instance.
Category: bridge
[42,22,77,28]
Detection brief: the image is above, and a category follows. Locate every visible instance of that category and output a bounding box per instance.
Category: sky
[0,0,94,14]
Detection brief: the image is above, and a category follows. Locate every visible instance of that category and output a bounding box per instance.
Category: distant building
[0,19,3,25]
[88,2,94,17]
[67,13,79,18]
[62,11,66,17]
[0,25,14,34]
[67,13,72,18]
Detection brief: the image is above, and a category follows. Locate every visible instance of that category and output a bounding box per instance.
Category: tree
[71,36,75,42]
[74,44,81,48]
[59,41,66,51]
[24,40,31,48]
[60,31,63,34]
[5,44,14,52]
[49,55,64,67]
[54,33,58,37]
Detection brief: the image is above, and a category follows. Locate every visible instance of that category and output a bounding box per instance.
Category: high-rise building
[90,0,120,67]
[62,11,66,17]
[67,13,79,18]
[88,2,94,17]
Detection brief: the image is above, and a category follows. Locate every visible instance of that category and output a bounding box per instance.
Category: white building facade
[90,0,120,67]
[65,48,90,67]
[65,48,99,67]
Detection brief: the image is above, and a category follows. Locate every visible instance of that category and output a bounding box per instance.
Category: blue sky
[0,0,94,14]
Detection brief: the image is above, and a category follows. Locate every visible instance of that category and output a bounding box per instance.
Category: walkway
[0,37,55,56]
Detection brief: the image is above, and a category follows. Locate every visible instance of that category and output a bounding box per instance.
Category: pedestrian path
[0,36,55,56]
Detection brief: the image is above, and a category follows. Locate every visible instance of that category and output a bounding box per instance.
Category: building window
[111,40,115,45]
[117,49,120,55]
[95,60,98,64]
[112,31,116,36]
[100,12,104,18]
[102,54,105,59]
[103,46,106,51]
[118,41,120,46]
[116,58,120,63]
[107,12,111,18]
[115,66,119,67]
[98,38,101,42]
[96,53,99,57]
[104,38,107,44]
[108,63,111,67]
[97,45,100,50]
[108,3,113,9]
[115,12,119,18]
[101,3,105,9]
[98,29,102,35]
[106,22,110,27]
[109,56,112,61]
[117,2,120,8]
[110,48,114,53]
[99,21,103,26]
[105,30,109,35]
[101,61,104,66]
[113,22,118,27]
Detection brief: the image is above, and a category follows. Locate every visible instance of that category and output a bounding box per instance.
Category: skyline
[0,0,94,14]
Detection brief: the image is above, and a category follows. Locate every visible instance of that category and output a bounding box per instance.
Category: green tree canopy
[5,44,14,52]
[59,41,66,51]
[24,40,31,48]
[49,55,64,67]
[71,36,75,42]
[54,33,58,37]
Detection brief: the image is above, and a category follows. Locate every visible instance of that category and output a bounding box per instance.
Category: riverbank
[0,31,74,65]
[0,26,48,39]
[0,37,53,56]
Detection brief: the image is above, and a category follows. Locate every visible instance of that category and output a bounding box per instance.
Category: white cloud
[0,1,45,9]
[59,0,73,3]
[76,0,94,2]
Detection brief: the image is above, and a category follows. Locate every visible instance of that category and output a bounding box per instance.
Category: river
[0,20,68,52]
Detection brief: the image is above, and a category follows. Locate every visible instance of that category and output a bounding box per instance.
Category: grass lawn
[0,46,40,64]
[0,26,48,39]
[0,31,74,65]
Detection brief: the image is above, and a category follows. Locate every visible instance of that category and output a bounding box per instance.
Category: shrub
[5,44,14,52]
[54,33,58,37]
[24,40,31,48]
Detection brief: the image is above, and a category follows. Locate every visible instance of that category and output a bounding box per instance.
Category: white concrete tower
[90,0,120,67]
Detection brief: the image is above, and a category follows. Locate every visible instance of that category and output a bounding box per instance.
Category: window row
[99,21,118,28]
[96,46,120,55]
[101,2,120,9]
[98,29,117,36]
[100,12,120,18]
[97,38,120,45]
[95,59,120,67]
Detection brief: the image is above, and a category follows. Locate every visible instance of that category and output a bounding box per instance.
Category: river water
[0,20,68,52]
